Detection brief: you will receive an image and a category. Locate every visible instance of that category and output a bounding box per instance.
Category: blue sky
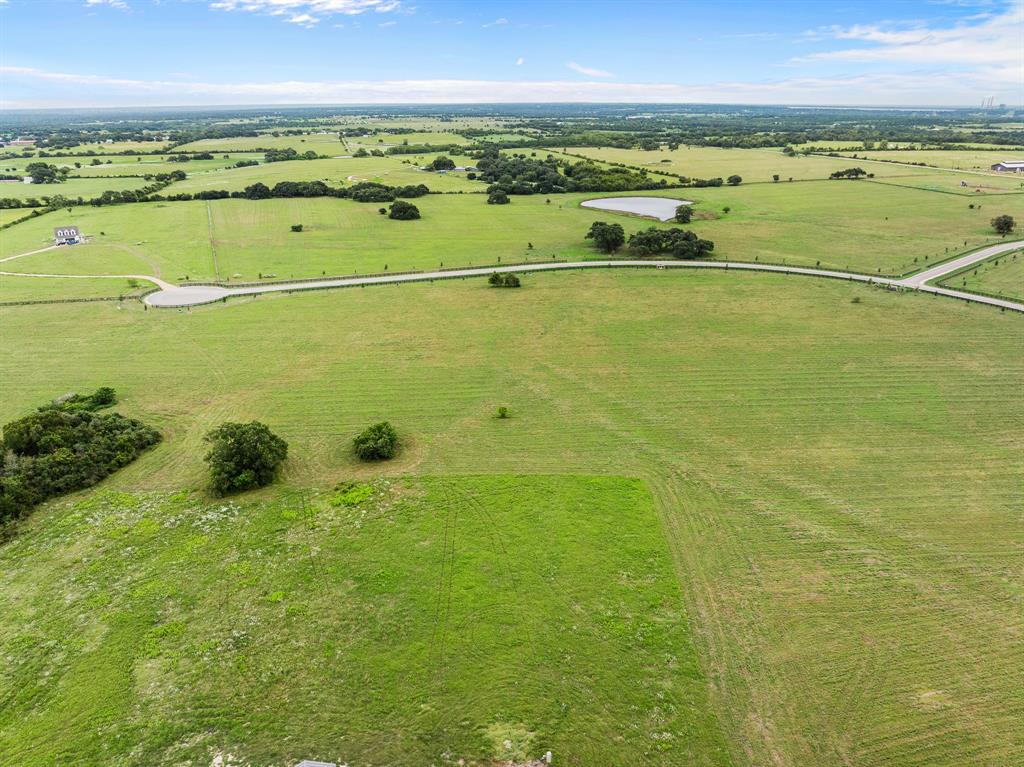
[1,0,1021,108]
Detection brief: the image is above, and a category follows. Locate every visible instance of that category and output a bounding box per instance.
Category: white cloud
[287,12,318,26]
[7,65,1016,108]
[796,0,1024,88]
[85,0,129,8]
[515,57,524,65]
[567,61,614,78]
[210,0,401,26]
[379,19,396,26]
[482,17,508,27]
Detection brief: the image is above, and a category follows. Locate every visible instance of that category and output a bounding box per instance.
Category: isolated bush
[388,200,421,220]
[727,174,743,186]
[496,406,509,419]
[674,204,692,224]
[353,421,398,461]
[290,224,303,232]
[488,272,521,288]
[991,214,1015,235]
[204,421,288,495]
[585,221,625,253]
[487,189,510,205]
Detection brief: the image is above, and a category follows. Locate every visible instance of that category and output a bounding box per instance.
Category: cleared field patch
[175,132,351,155]
[0,475,729,767]
[828,148,1024,173]
[0,203,213,279]
[551,146,941,183]
[0,272,1020,767]
[345,130,472,149]
[0,176,150,201]
[0,273,147,302]
[868,171,1024,195]
[938,248,1024,300]
[163,154,482,194]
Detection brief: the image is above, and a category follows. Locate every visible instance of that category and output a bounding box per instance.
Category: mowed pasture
[0,475,730,766]
[0,273,146,302]
[175,132,353,155]
[0,272,1020,767]
[829,148,1024,172]
[0,175,150,201]
[549,146,943,183]
[2,179,1021,286]
[161,153,482,194]
[938,249,1024,300]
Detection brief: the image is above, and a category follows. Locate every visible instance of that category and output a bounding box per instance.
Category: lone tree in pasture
[204,421,288,495]
[674,205,692,224]
[586,221,626,253]
[487,189,510,205]
[290,224,303,232]
[430,155,456,171]
[991,214,1015,235]
[353,421,399,461]
[388,200,421,220]
[773,174,780,182]
[727,174,743,186]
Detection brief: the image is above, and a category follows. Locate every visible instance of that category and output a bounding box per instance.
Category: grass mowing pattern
[0,476,730,766]
[0,272,1021,766]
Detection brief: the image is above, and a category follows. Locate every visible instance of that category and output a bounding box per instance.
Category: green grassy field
[827,148,1024,172]
[2,179,1021,286]
[0,273,147,302]
[0,176,150,201]
[550,146,941,183]
[0,271,1021,766]
[0,475,729,766]
[938,249,1024,300]
[162,154,482,194]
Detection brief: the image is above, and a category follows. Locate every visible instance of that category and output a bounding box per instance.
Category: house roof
[994,161,1024,167]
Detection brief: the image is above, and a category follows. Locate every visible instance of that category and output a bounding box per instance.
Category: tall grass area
[0,272,1021,766]
[0,476,729,766]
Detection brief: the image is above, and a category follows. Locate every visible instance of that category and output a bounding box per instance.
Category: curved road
[2,240,1021,313]
[141,239,1024,312]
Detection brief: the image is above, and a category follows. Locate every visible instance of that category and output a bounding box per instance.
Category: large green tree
[204,422,288,495]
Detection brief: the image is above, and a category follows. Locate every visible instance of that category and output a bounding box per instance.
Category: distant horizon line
[1,101,1017,113]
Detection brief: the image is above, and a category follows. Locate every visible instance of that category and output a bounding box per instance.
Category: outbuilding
[54,226,83,245]
[990,161,1024,172]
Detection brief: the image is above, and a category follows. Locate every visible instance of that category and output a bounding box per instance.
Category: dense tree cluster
[473,148,666,196]
[0,389,161,524]
[25,162,68,184]
[204,421,288,495]
[264,148,324,163]
[388,200,421,220]
[353,421,398,461]
[628,227,715,259]
[829,168,871,179]
[586,221,626,253]
[428,155,457,171]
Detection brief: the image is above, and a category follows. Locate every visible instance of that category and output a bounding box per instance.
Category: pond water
[580,196,693,221]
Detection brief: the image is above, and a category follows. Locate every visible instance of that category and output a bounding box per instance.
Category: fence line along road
[141,239,1024,311]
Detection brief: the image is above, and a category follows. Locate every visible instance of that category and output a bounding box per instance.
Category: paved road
[898,240,1022,288]
[140,241,1024,312]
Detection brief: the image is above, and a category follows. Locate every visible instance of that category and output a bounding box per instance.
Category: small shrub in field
[487,190,510,205]
[290,224,303,232]
[204,421,288,495]
[488,272,521,288]
[353,421,398,461]
[496,406,509,419]
[331,481,374,507]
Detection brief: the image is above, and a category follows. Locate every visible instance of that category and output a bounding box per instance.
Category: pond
[580,196,693,221]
